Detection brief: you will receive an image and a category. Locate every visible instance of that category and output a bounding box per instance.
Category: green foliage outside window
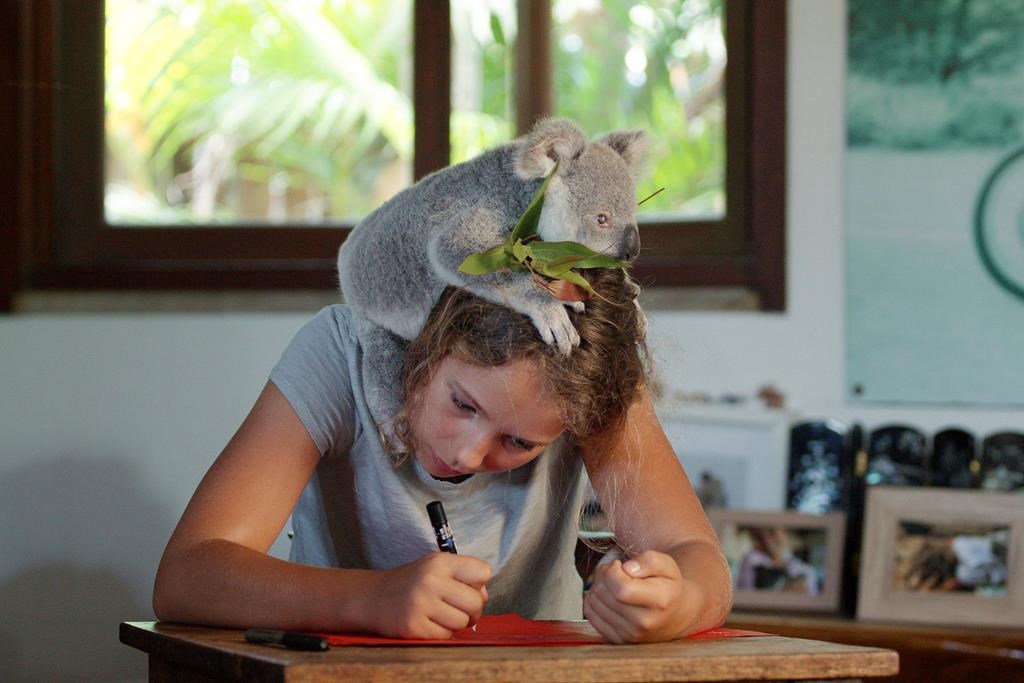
[105,0,725,225]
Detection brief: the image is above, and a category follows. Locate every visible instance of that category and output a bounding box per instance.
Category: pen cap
[427,500,448,527]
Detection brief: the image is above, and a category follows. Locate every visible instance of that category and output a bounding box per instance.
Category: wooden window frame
[2,0,785,311]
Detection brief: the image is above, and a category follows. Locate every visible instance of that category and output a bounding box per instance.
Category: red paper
[317,613,766,647]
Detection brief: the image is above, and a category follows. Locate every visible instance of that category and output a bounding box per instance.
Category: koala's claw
[535,324,555,346]
[557,314,582,354]
[530,304,580,355]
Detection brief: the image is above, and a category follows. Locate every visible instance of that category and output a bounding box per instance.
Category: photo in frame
[857,487,1024,628]
[657,404,789,511]
[709,509,846,612]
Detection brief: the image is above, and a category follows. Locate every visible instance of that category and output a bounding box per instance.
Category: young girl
[153,269,732,643]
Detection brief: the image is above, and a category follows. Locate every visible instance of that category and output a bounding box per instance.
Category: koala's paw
[530,303,580,355]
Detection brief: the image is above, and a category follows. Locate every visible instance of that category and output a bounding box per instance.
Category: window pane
[450,0,516,163]
[553,0,725,218]
[104,0,413,225]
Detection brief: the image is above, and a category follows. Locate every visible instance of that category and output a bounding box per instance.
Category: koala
[338,117,647,435]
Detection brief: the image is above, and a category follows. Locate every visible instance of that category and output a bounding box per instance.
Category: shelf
[726,612,1024,682]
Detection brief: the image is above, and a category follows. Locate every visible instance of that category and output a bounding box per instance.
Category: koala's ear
[513,117,587,180]
[599,130,649,180]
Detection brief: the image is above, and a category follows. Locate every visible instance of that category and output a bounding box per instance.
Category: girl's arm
[581,391,733,642]
[152,381,490,637]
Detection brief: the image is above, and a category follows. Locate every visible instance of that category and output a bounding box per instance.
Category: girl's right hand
[371,552,491,639]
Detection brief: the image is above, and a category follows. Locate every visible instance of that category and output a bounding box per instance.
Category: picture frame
[709,509,847,612]
[657,403,789,511]
[857,487,1024,628]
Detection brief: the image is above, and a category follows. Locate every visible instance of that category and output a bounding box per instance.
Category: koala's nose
[619,225,640,261]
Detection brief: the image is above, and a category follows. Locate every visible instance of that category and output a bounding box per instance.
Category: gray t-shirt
[269,305,586,619]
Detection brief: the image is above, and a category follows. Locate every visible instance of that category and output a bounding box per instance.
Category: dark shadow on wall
[0,454,174,682]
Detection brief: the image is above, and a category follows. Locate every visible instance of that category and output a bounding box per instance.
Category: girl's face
[409,356,565,479]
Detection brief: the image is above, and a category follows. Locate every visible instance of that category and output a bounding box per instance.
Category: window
[2,0,785,311]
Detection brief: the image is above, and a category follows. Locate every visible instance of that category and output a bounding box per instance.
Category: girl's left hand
[583,549,696,643]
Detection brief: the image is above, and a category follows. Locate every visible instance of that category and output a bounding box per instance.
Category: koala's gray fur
[338,117,648,435]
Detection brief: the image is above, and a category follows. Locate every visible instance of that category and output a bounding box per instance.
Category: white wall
[0,315,304,681]
[648,1,1022,436]
[1,2,1021,680]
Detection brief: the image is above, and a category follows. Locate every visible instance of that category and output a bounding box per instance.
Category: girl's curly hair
[391,268,650,454]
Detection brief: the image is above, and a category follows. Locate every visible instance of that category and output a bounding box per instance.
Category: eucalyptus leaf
[511,239,531,263]
[526,240,598,260]
[508,262,531,274]
[508,163,558,243]
[535,259,579,279]
[458,243,512,275]
[528,241,629,270]
[561,253,628,269]
[551,268,592,291]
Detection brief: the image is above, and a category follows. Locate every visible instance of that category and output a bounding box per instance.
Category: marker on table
[244,628,329,652]
[427,500,458,554]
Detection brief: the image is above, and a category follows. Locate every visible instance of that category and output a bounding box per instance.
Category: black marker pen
[427,500,458,554]
[244,628,329,651]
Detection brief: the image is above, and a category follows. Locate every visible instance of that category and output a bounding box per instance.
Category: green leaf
[458,243,513,274]
[527,240,596,260]
[551,268,593,291]
[510,239,531,263]
[489,12,505,46]
[508,162,558,244]
[535,259,579,279]
[527,240,629,270]
[562,253,629,270]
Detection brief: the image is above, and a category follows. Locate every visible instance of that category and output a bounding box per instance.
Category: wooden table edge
[121,621,899,682]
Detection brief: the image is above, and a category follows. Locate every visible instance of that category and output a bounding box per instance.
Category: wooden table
[120,621,898,682]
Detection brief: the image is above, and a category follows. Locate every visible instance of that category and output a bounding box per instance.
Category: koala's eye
[596,213,608,226]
